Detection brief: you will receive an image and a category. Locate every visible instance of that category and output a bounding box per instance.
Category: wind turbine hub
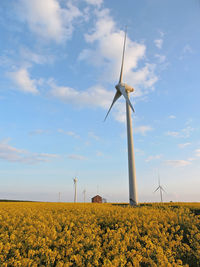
[115,83,134,93]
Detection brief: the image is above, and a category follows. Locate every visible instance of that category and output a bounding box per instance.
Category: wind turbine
[154,175,165,203]
[73,177,78,203]
[83,189,86,203]
[104,28,138,206]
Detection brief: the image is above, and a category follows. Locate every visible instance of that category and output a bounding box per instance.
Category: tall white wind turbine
[104,29,138,206]
[73,177,78,203]
[154,175,165,203]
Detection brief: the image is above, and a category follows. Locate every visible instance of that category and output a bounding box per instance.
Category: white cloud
[168,115,176,119]
[145,154,162,162]
[195,149,200,157]
[155,54,166,63]
[68,154,87,160]
[96,151,103,157]
[154,39,163,49]
[79,8,158,96]
[50,82,113,109]
[183,45,193,54]
[18,0,82,42]
[8,68,39,94]
[165,160,191,167]
[88,131,100,141]
[20,47,54,64]
[178,143,191,149]
[188,157,195,161]
[84,0,103,6]
[166,126,194,138]
[58,129,80,139]
[179,45,194,60]
[0,140,58,164]
[29,129,48,135]
[159,31,164,38]
[134,125,153,136]
[182,126,194,138]
[166,131,179,137]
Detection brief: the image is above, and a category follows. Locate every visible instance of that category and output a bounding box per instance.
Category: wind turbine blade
[160,186,166,193]
[119,27,127,83]
[118,85,135,113]
[104,90,122,121]
[154,187,159,193]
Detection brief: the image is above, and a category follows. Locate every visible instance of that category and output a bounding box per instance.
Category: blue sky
[0,0,200,202]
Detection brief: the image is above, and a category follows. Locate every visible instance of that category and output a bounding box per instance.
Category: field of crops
[0,202,199,266]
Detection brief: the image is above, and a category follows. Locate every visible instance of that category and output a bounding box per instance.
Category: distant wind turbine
[154,175,166,203]
[104,28,138,206]
[83,189,86,203]
[73,177,78,203]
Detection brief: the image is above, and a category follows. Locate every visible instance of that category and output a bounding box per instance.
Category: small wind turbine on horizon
[83,189,86,203]
[73,177,78,203]
[104,28,138,206]
[154,175,166,203]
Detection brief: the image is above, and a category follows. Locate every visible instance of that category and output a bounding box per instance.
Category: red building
[91,195,102,203]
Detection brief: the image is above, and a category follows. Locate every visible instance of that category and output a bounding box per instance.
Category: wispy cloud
[0,140,59,164]
[145,154,162,162]
[165,160,191,167]
[168,115,176,119]
[96,151,103,157]
[178,143,191,149]
[166,131,179,137]
[179,44,194,60]
[88,131,100,141]
[20,47,54,65]
[17,0,82,42]
[29,129,48,135]
[58,129,80,139]
[155,54,166,63]
[195,149,200,157]
[84,0,103,6]
[182,126,194,138]
[134,125,153,136]
[154,39,163,49]
[68,154,87,160]
[183,44,193,54]
[8,67,39,94]
[166,126,194,138]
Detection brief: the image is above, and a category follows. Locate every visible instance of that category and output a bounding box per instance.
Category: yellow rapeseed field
[0,202,199,266]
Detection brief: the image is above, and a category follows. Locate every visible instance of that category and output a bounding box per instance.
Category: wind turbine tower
[105,28,138,206]
[73,177,78,203]
[83,189,86,203]
[154,175,165,203]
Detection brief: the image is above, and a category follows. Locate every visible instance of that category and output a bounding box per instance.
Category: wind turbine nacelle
[123,83,134,93]
[116,83,134,93]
